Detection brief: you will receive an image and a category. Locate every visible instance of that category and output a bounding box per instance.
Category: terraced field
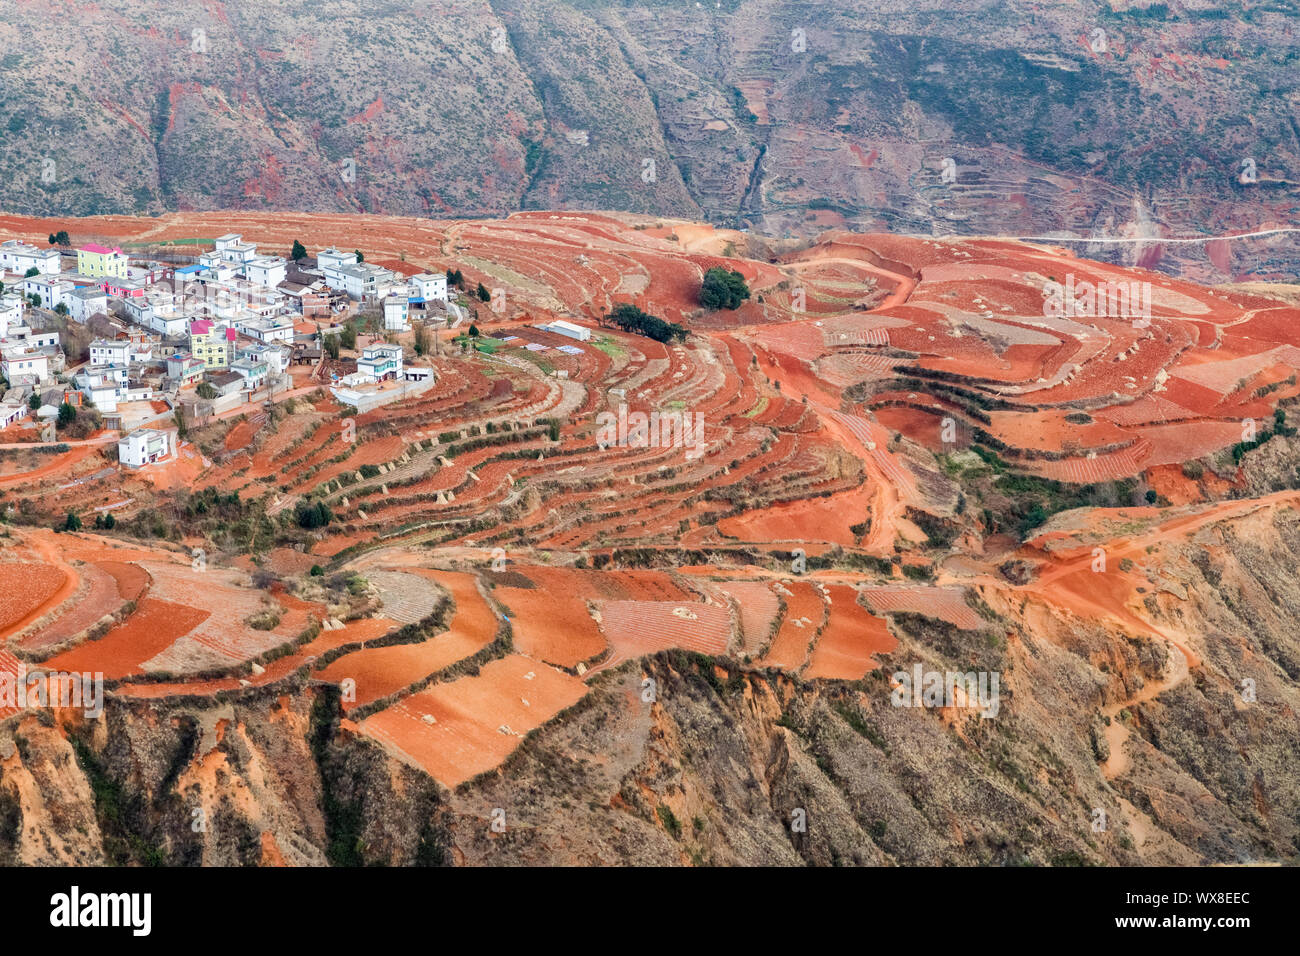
[5,209,1300,815]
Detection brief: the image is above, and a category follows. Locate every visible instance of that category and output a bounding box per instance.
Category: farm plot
[759,582,827,672]
[359,654,588,788]
[717,581,781,656]
[858,586,984,630]
[317,570,497,711]
[0,562,70,635]
[804,586,896,680]
[589,599,732,674]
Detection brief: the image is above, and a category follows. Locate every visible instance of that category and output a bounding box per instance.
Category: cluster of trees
[699,267,750,310]
[445,268,465,289]
[291,240,307,261]
[295,499,333,529]
[47,230,70,247]
[604,303,687,343]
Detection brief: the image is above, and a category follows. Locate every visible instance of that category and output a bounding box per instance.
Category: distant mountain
[2,0,1297,276]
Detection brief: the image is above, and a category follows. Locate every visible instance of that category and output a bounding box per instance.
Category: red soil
[359,654,587,788]
[317,570,496,711]
[805,586,896,680]
[760,582,827,672]
[0,563,68,634]
[494,575,605,669]
[44,598,210,678]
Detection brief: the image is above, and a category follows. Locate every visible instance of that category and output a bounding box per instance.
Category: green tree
[61,511,82,532]
[604,303,688,344]
[323,334,341,360]
[476,283,490,302]
[339,322,357,350]
[469,323,480,339]
[699,267,750,310]
[24,267,38,278]
[295,500,333,529]
[291,240,308,261]
[53,302,68,316]
[354,249,364,263]
[413,321,431,356]
[48,230,70,246]
[57,401,77,427]
[28,393,40,411]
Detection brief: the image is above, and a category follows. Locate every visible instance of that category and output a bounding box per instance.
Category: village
[0,233,505,469]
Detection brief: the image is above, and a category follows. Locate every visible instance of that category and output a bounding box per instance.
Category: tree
[323,334,341,360]
[468,323,480,339]
[27,294,40,308]
[413,321,431,356]
[605,303,688,344]
[48,230,70,247]
[476,283,490,302]
[291,240,308,261]
[339,321,357,350]
[28,393,40,411]
[53,302,68,316]
[61,511,82,532]
[24,267,38,278]
[354,249,365,263]
[196,382,219,400]
[699,267,750,310]
[295,499,333,529]
[57,401,77,427]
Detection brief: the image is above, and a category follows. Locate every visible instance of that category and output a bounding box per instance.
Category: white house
[213,233,258,265]
[315,248,358,273]
[22,275,74,310]
[197,253,240,282]
[89,339,131,367]
[245,256,288,289]
[229,357,269,392]
[541,319,591,342]
[69,286,109,323]
[323,262,396,300]
[410,273,448,304]
[235,314,295,344]
[1,351,49,383]
[238,343,290,375]
[0,292,22,338]
[383,291,410,332]
[356,343,403,382]
[118,426,178,468]
[0,403,28,429]
[0,240,61,276]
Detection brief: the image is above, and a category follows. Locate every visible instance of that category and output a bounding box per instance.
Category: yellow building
[76,243,129,279]
[189,320,236,370]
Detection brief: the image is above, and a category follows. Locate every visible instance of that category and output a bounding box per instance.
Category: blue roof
[174,265,203,275]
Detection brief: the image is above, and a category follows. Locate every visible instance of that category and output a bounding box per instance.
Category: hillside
[2,0,1298,281]
[1,207,1299,865]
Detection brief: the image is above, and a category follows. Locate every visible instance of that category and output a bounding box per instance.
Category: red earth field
[2,208,1297,790]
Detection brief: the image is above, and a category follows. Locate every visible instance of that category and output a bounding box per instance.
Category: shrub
[699,267,750,310]
[295,500,333,529]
